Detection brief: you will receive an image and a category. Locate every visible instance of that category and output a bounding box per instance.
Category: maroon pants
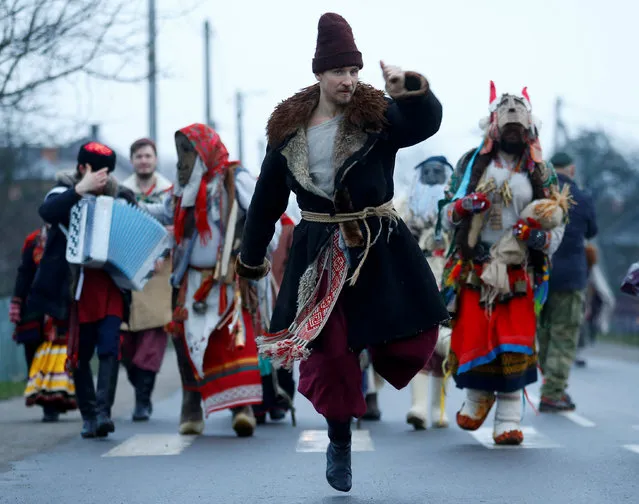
[298,295,438,422]
[120,327,168,373]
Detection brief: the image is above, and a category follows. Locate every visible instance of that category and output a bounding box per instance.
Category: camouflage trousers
[537,290,586,400]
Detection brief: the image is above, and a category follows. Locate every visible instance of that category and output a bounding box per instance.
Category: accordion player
[65,195,171,291]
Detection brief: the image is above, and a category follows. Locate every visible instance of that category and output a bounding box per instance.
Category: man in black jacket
[30,142,133,439]
[236,12,447,492]
[538,152,598,412]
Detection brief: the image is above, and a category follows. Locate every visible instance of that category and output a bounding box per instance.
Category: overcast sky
[68,0,639,188]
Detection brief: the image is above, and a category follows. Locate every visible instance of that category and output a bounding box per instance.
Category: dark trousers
[74,316,121,421]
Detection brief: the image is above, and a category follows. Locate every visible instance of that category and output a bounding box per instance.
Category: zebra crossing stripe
[102,434,196,457]
[623,445,639,455]
[469,427,561,449]
[527,394,596,427]
[296,430,374,452]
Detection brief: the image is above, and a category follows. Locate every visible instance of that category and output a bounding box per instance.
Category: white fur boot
[493,391,524,445]
[456,388,495,431]
[406,372,429,430]
[431,376,449,428]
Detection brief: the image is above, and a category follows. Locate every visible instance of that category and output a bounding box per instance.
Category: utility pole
[553,96,568,154]
[148,0,157,141]
[204,21,215,128]
[236,89,265,165]
[236,90,244,162]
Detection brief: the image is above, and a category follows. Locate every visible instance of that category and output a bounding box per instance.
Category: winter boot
[231,405,257,437]
[431,376,449,428]
[406,372,429,430]
[73,362,97,439]
[456,388,495,431]
[95,356,118,437]
[125,361,137,388]
[179,388,204,435]
[539,393,576,413]
[42,405,60,423]
[132,368,156,422]
[362,393,381,421]
[326,419,352,492]
[107,357,120,419]
[493,391,524,445]
[362,366,383,420]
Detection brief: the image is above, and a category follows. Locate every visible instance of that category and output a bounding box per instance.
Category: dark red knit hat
[312,13,363,74]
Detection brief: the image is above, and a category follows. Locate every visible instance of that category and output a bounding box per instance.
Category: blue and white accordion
[65,195,171,291]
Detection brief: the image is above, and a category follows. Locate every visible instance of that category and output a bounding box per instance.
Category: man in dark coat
[538,152,598,412]
[236,12,448,493]
[30,142,134,439]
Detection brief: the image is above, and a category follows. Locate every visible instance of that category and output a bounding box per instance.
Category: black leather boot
[125,362,137,389]
[73,363,97,439]
[132,369,156,422]
[95,356,118,437]
[362,393,381,421]
[326,419,352,492]
[42,405,60,423]
[107,359,119,419]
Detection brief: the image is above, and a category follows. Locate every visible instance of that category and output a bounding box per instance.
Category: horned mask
[478,81,543,162]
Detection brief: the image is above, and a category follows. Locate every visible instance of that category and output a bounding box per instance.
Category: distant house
[0,125,136,297]
[7,125,132,183]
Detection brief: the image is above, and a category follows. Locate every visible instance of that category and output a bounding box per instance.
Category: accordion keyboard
[66,195,171,291]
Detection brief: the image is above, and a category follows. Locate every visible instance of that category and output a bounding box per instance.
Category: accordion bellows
[66,195,171,291]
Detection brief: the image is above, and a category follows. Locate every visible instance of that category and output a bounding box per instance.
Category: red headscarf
[173,124,236,244]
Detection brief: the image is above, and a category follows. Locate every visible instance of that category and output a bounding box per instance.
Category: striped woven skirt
[24,336,77,412]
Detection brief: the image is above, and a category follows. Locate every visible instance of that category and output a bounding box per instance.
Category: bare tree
[0,0,155,113]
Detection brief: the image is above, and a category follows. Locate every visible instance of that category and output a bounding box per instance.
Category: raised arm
[381,62,442,150]
[236,148,291,280]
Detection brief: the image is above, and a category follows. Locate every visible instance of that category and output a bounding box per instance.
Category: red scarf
[173,124,237,244]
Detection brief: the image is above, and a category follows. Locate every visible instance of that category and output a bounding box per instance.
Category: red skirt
[188,308,263,417]
[450,267,538,392]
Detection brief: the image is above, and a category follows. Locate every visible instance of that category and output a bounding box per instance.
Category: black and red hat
[77,141,116,172]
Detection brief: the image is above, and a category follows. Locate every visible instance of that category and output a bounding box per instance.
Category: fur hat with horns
[478,81,543,163]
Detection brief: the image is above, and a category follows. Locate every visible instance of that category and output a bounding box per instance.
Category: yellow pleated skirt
[24,340,77,412]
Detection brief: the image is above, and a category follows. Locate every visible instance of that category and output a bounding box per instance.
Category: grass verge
[0,380,25,401]
[598,332,639,347]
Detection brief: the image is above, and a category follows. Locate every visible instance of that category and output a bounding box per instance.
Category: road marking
[296,430,374,452]
[102,434,196,457]
[469,427,561,449]
[623,445,639,455]
[528,394,596,427]
[561,411,596,427]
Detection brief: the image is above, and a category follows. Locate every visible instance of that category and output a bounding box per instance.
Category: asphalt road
[0,344,638,504]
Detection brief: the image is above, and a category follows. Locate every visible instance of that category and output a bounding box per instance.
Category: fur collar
[55,169,120,197]
[266,82,388,148]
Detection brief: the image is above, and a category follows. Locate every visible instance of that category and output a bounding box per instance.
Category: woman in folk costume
[10,225,77,422]
[236,12,447,492]
[438,83,568,445]
[143,123,282,438]
[403,155,454,430]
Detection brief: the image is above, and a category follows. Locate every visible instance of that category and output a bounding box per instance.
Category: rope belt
[300,200,400,286]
